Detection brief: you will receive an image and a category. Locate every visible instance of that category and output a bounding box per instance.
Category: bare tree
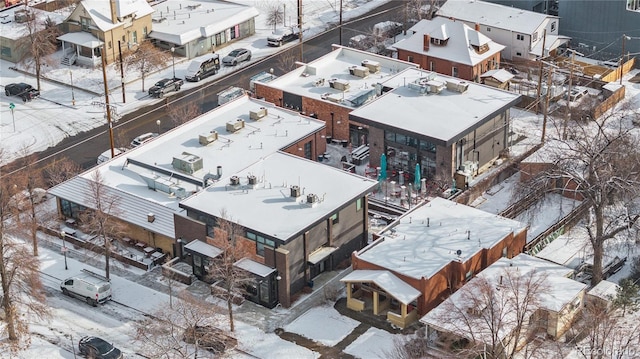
[276,48,299,74]
[572,299,640,359]
[427,268,549,359]
[16,10,61,91]
[264,3,284,31]
[78,170,123,279]
[44,156,82,187]
[124,41,170,92]
[10,147,48,257]
[516,104,640,285]
[0,167,50,353]
[206,210,254,333]
[135,291,233,358]
[169,102,202,127]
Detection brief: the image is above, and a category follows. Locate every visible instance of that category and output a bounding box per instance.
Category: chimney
[109,0,118,24]
[475,23,480,31]
[147,213,155,223]
[423,34,430,51]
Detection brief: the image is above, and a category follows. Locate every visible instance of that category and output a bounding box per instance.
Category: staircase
[61,49,77,66]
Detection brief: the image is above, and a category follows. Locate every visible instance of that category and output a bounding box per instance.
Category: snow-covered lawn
[344,327,403,359]
[284,305,360,347]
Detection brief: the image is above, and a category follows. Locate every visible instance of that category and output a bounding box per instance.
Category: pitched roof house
[436,0,569,60]
[421,254,587,354]
[59,0,154,66]
[394,17,505,82]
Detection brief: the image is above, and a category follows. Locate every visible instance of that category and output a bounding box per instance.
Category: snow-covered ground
[0,0,393,166]
[2,0,640,357]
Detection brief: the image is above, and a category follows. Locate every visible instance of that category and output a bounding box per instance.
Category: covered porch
[340,270,421,329]
[57,32,103,67]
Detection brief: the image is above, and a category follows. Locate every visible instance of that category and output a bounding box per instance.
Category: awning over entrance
[530,35,571,57]
[308,246,337,265]
[234,257,276,278]
[57,32,104,48]
[184,240,222,258]
[341,269,421,305]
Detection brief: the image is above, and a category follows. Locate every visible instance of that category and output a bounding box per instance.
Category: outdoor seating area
[351,145,369,165]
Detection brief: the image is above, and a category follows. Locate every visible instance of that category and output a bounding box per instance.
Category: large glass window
[330,213,339,224]
[627,0,639,12]
[131,31,137,45]
[356,198,362,211]
[304,141,312,160]
[246,231,274,256]
[60,199,86,218]
[80,17,91,32]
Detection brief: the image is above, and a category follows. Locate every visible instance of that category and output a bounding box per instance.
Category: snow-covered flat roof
[357,197,527,280]
[0,6,67,40]
[481,69,514,83]
[393,18,505,66]
[180,151,378,243]
[234,257,276,277]
[421,254,587,343]
[148,0,259,45]
[49,96,332,239]
[80,0,154,32]
[588,280,618,301]
[261,45,418,109]
[436,0,557,35]
[341,270,421,305]
[350,67,521,146]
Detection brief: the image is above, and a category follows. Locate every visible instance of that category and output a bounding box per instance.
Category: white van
[60,269,112,307]
[96,147,125,165]
[130,132,158,148]
[185,53,220,82]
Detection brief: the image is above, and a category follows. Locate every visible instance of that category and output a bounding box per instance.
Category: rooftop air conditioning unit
[290,185,301,198]
[249,107,267,120]
[247,175,257,185]
[172,152,203,174]
[226,119,245,133]
[313,78,325,87]
[329,78,350,91]
[348,65,370,78]
[361,60,381,73]
[230,175,240,186]
[307,193,316,203]
[446,80,469,93]
[199,131,218,146]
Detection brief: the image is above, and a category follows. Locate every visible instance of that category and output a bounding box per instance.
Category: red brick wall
[397,50,500,82]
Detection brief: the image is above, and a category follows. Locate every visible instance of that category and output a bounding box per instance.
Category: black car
[5,83,40,102]
[78,336,123,359]
[148,77,183,98]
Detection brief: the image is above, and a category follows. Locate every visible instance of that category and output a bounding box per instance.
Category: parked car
[185,53,220,82]
[267,26,300,47]
[130,132,158,148]
[61,270,112,307]
[222,48,251,66]
[96,147,126,165]
[372,21,403,38]
[148,77,183,98]
[78,336,123,359]
[5,82,40,102]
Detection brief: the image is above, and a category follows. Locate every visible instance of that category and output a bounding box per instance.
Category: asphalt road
[1,1,405,177]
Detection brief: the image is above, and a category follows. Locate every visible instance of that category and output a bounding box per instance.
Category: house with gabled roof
[147,0,259,59]
[421,253,587,353]
[394,17,505,82]
[341,197,527,329]
[49,95,378,308]
[436,0,569,61]
[59,0,154,66]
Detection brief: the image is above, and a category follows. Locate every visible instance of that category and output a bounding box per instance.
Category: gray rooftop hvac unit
[349,65,370,78]
[361,59,381,73]
[329,78,350,91]
[250,107,268,120]
[291,185,301,197]
[172,152,203,174]
[199,131,218,146]
[226,119,245,133]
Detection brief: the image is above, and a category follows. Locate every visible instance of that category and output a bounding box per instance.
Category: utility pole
[562,49,582,140]
[535,29,547,114]
[101,43,116,159]
[339,0,343,45]
[541,65,555,143]
[118,40,126,103]
[620,34,629,85]
[298,0,303,62]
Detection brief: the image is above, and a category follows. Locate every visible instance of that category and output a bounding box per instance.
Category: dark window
[246,231,274,256]
[1,46,11,57]
[330,213,339,225]
[80,17,91,32]
[304,141,312,160]
[517,34,525,41]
